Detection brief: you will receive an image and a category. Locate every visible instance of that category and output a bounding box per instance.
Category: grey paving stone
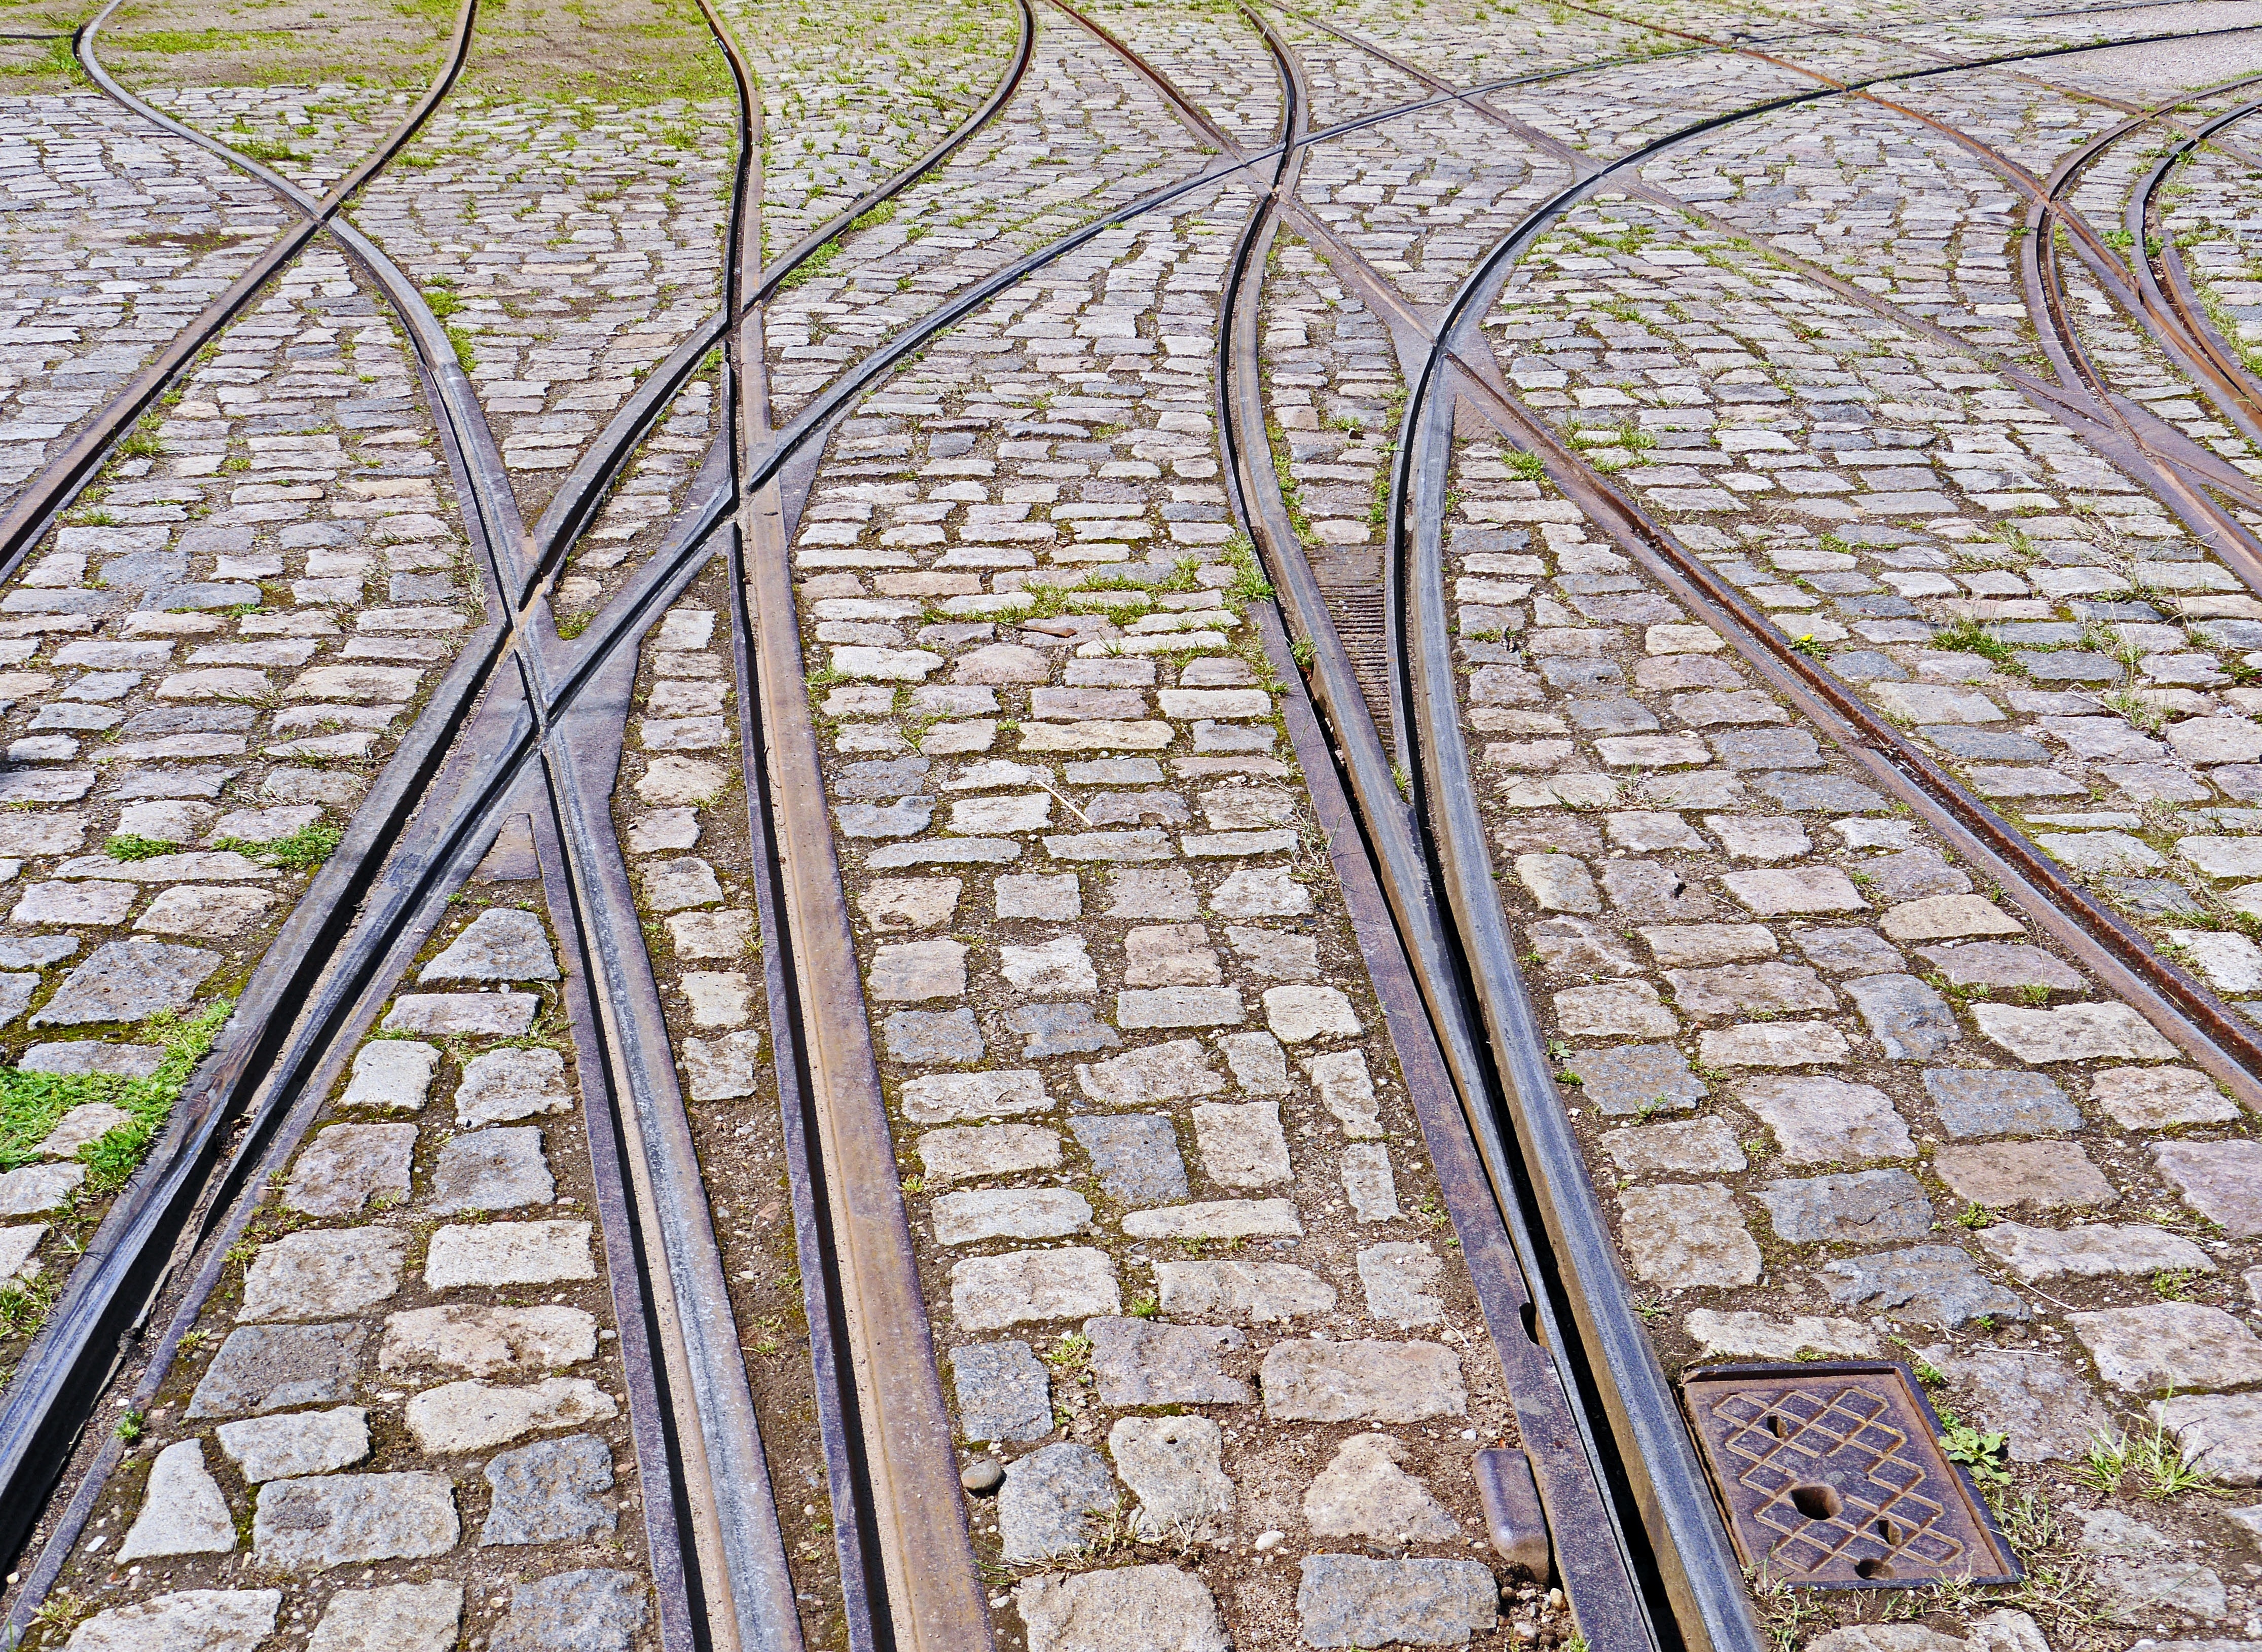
[481,1434,615,1546]
[1758,1170,1932,1243]
[253,1472,459,1569]
[1564,1042,1703,1114]
[405,1377,617,1455]
[58,1590,281,1652]
[933,1189,1091,1244]
[425,1221,594,1287]
[1068,1113,1187,1204]
[117,1439,236,1560]
[308,1582,463,1652]
[454,1046,571,1126]
[30,939,218,1024]
[1790,926,1905,976]
[1087,1317,1249,1406]
[378,1304,598,1379]
[1153,1260,1335,1324]
[189,1321,369,1416]
[1922,1069,2081,1139]
[1008,1003,1121,1057]
[917,1123,1061,1182]
[1738,1076,1911,1163]
[429,1126,554,1215]
[1978,1221,2212,1283]
[1295,1556,1498,1648]
[884,1007,984,1063]
[682,1030,764,1100]
[1597,1117,1747,1176]
[1913,942,2083,992]
[1620,1183,1760,1286]
[2070,1305,2262,1392]
[0,1161,81,1215]
[1109,1415,1232,1539]
[215,1407,371,1483]
[491,1570,647,1652]
[951,1341,1053,1443]
[1303,1433,1457,1543]
[898,1071,1047,1125]
[383,992,539,1037]
[1820,1245,2028,1328]
[1014,1565,1227,1652]
[999,1441,1117,1562]
[418,907,559,982]
[952,1247,1118,1330]
[20,1041,164,1078]
[342,1039,440,1110]
[282,1122,416,1216]
[1358,1242,1446,1327]
[1843,974,1959,1059]
[2155,1140,2262,1236]
[1922,1347,2114,1463]
[241,1227,404,1321]
[1260,1339,1465,1422]
[2154,1393,2262,1486]
[1934,1141,2117,1211]
[2091,1066,2240,1128]
[1076,1039,1224,1106]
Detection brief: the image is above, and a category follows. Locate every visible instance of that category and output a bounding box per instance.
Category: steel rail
[0,10,1280,1629]
[710,0,990,1637]
[1266,2,2262,530]
[1273,11,2262,1105]
[1333,72,2262,1111]
[0,0,510,1580]
[0,0,478,591]
[1555,2,2262,563]
[1045,8,2262,1648]
[530,0,1037,592]
[2135,97,2262,437]
[1216,11,1667,1649]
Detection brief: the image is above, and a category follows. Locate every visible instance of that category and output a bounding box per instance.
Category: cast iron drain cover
[1681,1362,2021,1589]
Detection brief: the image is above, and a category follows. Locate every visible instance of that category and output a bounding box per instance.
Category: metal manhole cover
[1681,1362,2021,1589]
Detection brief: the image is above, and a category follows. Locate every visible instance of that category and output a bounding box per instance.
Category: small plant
[1953,1201,1993,1230]
[104,833,175,862]
[2078,1417,2222,1501]
[1043,1331,1092,1371]
[1786,633,1827,659]
[1127,1294,1160,1319]
[1290,635,1316,669]
[217,824,342,871]
[115,1407,143,1443]
[1930,616,2021,672]
[1509,451,1546,480]
[1936,1408,2012,1489]
[1889,1336,1946,1386]
[2154,1267,2199,1301]
[556,610,593,640]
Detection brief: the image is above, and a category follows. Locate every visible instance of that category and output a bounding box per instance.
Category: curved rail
[0,2,1281,1630]
[0,0,505,1580]
[530,0,1038,592]
[2135,97,2262,440]
[1212,13,1677,1652]
[0,0,479,590]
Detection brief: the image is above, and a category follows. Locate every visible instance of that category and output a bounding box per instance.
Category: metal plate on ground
[1681,1363,2022,1589]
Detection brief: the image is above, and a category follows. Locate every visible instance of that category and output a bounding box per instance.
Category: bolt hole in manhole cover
[1680,1363,2021,1590]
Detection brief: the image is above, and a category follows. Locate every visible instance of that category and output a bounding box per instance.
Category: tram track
[0,0,1041,1637]
[1241,3,2262,1070]
[4,6,2259,1651]
[1069,3,2262,1644]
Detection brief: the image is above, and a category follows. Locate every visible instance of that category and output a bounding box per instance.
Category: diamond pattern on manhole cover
[1681,1363,2021,1589]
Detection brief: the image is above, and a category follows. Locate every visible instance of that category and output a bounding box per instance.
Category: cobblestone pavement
[4,3,2262,1652]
